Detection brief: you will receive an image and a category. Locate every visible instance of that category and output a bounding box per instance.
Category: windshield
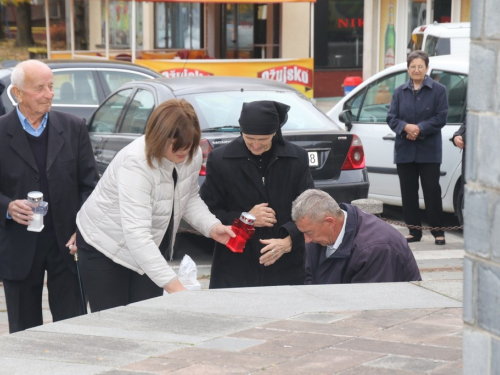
[179,91,340,132]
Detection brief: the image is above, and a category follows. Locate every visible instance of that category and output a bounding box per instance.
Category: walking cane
[74,252,88,314]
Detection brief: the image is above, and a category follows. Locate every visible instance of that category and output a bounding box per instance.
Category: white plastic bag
[177,254,201,291]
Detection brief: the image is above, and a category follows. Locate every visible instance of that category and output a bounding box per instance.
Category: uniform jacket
[76,136,221,288]
[305,203,421,284]
[200,136,314,289]
[387,78,448,164]
[0,109,99,280]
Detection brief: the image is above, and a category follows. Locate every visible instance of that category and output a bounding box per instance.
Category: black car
[0,59,162,121]
[87,76,369,207]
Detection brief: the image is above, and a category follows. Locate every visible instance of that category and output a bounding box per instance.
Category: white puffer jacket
[76,136,220,287]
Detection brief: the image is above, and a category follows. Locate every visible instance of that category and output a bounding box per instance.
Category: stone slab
[0,282,464,374]
[138,283,461,320]
[414,280,464,302]
[0,357,109,375]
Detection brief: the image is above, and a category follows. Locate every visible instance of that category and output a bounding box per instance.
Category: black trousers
[397,162,445,238]
[3,236,84,334]
[76,230,163,313]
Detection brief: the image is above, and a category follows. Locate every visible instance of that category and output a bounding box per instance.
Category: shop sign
[258,65,313,89]
[135,58,315,98]
[160,68,213,77]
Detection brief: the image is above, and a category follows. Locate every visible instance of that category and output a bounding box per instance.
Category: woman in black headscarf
[200,100,314,288]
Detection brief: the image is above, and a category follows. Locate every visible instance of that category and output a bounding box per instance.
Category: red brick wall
[314,70,363,98]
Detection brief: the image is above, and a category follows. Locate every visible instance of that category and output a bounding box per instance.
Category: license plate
[308,151,319,167]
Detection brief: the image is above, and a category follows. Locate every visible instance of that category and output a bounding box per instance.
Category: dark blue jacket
[305,204,421,285]
[387,78,448,164]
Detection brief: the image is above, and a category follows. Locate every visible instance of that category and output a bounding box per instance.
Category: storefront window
[155,3,203,49]
[314,0,364,69]
[221,4,280,59]
[101,1,143,48]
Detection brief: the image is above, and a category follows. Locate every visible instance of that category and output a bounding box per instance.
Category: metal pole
[70,0,75,58]
[105,0,109,59]
[131,0,136,63]
[310,2,314,59]
[44,0,51,59]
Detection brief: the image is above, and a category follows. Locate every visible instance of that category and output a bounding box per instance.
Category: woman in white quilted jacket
[75,99,234,312]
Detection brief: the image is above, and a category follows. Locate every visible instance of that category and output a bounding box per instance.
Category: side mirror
[339,109,353,132]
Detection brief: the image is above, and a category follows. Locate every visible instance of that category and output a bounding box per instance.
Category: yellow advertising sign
[135,58,314,98]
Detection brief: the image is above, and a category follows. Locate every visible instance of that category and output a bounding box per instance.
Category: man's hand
[249,203,276,227]
[210,224,235,245]
[454,135,465,149]
[8,199,33,226]
[65,232,78,255]
[259,236,292,266]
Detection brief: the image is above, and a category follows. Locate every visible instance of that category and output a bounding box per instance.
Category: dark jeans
[3,236,84,333]
[76,230,163,313]
[397,162,445,238]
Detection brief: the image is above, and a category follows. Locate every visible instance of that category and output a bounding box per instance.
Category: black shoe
[406,235,421,243]
[435,237,446,245]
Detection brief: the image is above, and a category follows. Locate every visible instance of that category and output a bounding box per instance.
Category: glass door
[222,4,255,59]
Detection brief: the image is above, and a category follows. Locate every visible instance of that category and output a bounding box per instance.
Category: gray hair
[291,189,342,223]
[407,50,429,68]
[11,60,49,89]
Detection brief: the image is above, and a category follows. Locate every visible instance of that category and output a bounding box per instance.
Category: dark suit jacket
[387,78,448,164]
[0,109,99,280]
[305,204,421,285]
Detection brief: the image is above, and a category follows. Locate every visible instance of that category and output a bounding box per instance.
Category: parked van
[410,22,470,57]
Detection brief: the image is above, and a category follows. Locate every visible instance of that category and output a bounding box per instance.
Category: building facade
[47,0,470,98]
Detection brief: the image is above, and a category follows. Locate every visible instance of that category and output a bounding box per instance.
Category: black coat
[0,81,6,117]
[200,136,314,288]
[305,204,421,284]
[0,110,99,280]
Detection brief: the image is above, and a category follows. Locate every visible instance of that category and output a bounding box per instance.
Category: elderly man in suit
[0,60,99,333]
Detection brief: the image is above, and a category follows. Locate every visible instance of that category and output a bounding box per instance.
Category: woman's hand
[164,279,187,294]
[249,203,276,227]
[210,224,235,245]
[259,236,292,266]
[404,124,420,141]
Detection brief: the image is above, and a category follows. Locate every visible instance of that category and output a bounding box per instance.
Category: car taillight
[341,134,365,170]
[199,138,213,176]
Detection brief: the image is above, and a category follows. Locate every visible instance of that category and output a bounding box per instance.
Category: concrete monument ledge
[0,281,463,374]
